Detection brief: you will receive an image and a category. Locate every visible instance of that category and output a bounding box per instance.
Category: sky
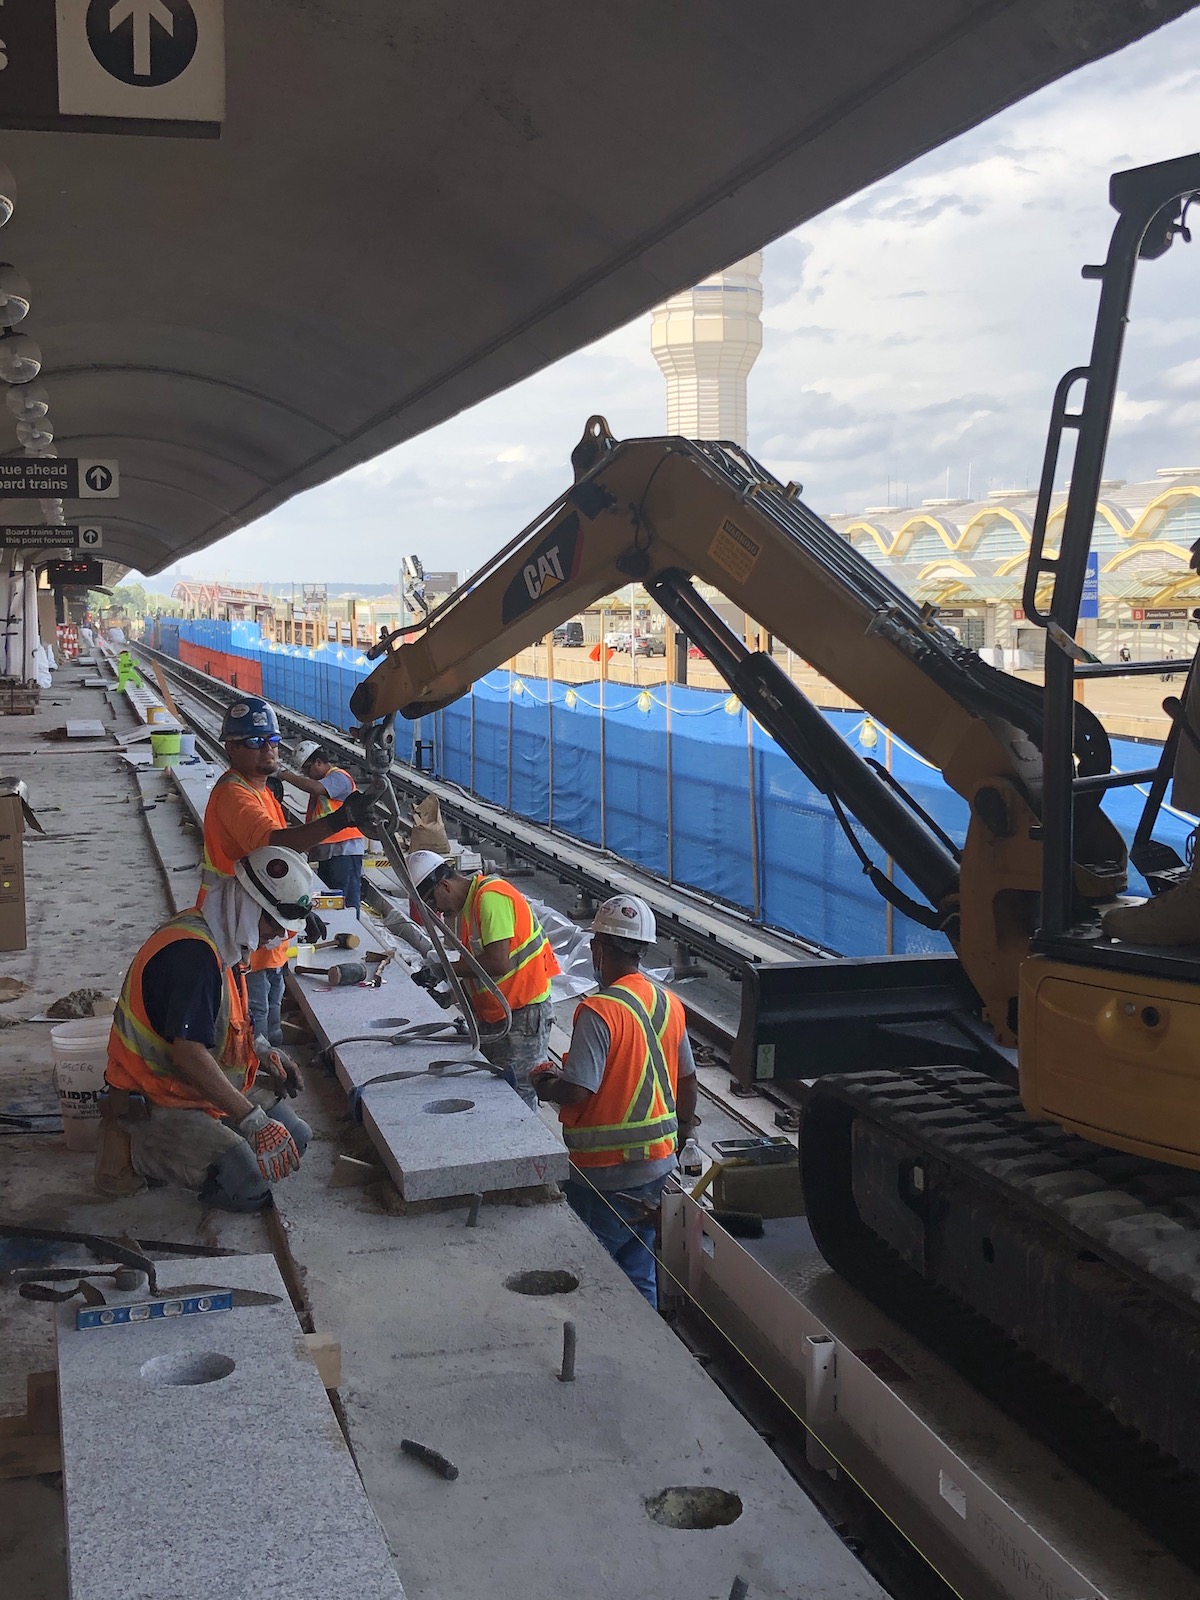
[157,10,1200,591]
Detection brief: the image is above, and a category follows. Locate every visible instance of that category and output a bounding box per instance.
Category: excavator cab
[1014,154,1200,1167]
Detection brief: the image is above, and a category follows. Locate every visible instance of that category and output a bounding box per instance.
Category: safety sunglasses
[272,896,313,919]
[231,734,281,748]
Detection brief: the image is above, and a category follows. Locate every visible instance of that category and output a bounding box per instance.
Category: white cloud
[169,11,1200,586]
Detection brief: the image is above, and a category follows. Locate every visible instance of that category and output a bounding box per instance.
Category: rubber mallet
[315,932,361,952]
[296,961,369,987]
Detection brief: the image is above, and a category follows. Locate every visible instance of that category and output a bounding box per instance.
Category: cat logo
[523,545,566,600]
[502,515,582,623]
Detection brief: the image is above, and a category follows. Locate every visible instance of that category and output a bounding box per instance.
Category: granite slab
[56,1254,406,1600]
[290,959,569,1201]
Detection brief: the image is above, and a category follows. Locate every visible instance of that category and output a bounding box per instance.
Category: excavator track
[801,1067,1200,1564]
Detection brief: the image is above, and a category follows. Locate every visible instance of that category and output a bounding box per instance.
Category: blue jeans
[246,966,285,1046]
[563,1171,667,1306]
[316,853,363,912]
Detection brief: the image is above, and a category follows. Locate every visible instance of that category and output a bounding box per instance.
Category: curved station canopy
[0,0,1192,574]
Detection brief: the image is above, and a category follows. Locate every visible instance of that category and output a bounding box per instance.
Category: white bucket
[178,731,197,758]
[51,1016,112,1152]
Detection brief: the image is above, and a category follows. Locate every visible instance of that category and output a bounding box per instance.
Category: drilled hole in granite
[141,1351,235,1387]
[423,1097,475,1114]
[644,1488,743,1530]
[504,1269,579,1296]
[370,1017,411,1028]
[427,1059,488,1071]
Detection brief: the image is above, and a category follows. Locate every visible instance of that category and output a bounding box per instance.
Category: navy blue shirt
[141,938,225,1047]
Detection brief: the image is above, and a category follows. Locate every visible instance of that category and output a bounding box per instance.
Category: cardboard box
[0,779,43,952]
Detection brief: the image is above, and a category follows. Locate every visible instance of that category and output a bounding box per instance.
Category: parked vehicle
[632,634,666,657]
[604,631,633,651]
[552,621,585,647]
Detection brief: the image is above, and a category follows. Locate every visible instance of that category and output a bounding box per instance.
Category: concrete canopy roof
[2,1,1193,574]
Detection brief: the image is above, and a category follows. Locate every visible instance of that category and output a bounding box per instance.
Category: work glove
[255,1036,304,1099]
[411,963,440,991]
[339,789,383,834]
[238,1105,301,1183]
[303,910,328,945]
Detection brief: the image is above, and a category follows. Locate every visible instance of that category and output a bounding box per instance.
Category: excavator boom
[352,420,1126,1037]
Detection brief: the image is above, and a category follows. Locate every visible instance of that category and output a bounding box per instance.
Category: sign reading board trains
[0,0,224,135]
[0,459,119,498]
[0,524,102,549]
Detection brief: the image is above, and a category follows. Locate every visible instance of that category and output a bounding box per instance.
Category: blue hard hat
[220,695,280,740]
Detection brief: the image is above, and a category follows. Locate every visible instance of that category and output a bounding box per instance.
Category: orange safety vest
[200,771,289,973]
[305,767,363,846]
[105,909,259,1118]
[458,874,559,1023]
[559,974,685,1167]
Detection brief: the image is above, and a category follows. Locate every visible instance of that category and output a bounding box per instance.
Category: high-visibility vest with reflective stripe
[105,910,258,1118]
[200,771,289,973]
[458,875,559,1022]
[305,767,363,846]
[559,974,685,1167]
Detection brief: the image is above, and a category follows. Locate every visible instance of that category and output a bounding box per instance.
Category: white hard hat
[235,845,318,937]
[294,739,324,769]
[589,894,656,944]
[406,849,451,899]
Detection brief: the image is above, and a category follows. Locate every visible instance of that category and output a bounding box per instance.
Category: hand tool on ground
[400,1438,459,1480]
[315,932,360,951]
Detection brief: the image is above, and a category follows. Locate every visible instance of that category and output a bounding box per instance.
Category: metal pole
[746,706,761,919]
[469,685,476,793]
[665,680,675,883]
[599,609,607,849]
[885,727,895,956]
[546,648,555,831]
[507,668,514,813]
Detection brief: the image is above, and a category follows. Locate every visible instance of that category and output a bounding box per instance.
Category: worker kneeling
[531,895,697,1306]
[97,846,318,1213]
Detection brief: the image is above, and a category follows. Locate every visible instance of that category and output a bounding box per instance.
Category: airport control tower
[650,252,763,447]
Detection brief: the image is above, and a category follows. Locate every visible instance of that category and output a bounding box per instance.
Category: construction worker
[407,850,560,1108]
[280,740,366,912]
[531,895,697,1305]
[98,845,319,1212]
[202,696,377,1044]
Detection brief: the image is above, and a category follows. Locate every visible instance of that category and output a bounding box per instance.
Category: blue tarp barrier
[142,620,1194,957]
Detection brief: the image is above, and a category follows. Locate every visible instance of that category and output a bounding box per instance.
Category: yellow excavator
[351,156,1200,1495]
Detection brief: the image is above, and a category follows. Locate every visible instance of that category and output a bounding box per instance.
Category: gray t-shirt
[561,1000,696,1191]
[311,768,367,860]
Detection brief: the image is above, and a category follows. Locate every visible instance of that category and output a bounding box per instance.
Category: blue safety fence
[142,619,1195,957]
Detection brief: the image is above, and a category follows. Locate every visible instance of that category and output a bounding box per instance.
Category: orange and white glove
[238,1105,301,1183]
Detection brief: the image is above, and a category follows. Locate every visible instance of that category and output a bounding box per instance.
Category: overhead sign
[1136,607,1189,622]
[1079,551,1100,621]
[0,523,102,550]
[0,459,119,498]
[1013,607,1026,621]
[0,1,223,136]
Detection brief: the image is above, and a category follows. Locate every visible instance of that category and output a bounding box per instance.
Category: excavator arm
[350,418,1127,1040]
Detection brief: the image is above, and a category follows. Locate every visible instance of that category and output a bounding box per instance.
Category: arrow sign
[79,524,104,550]
[87,0,199,87]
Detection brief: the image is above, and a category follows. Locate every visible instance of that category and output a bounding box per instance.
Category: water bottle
[679,1136,704,1179]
